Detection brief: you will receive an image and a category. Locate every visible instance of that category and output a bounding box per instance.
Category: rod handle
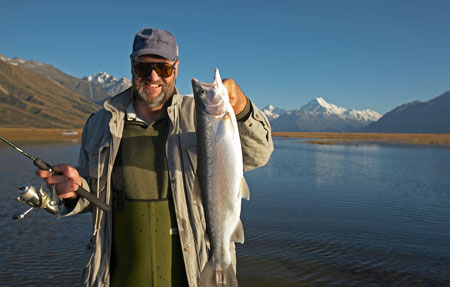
[34,158,52,171]
[76,186,110,212]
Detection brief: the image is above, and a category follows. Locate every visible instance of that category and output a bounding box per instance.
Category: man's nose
[147,68,161,81]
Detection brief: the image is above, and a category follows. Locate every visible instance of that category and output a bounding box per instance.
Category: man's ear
[174,61,180,78]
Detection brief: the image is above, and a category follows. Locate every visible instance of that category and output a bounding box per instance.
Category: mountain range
[0,59,98,128]
[83,72,131,97]
[1,54,449,133]
[264,98,382,132]
[0,54,111,104]
[0,55,132,128]
[360,91,450,134]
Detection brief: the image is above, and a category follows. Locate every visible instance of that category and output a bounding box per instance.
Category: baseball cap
[130,28,178,61]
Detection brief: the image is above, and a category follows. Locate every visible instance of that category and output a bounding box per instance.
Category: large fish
[192,69,249,287]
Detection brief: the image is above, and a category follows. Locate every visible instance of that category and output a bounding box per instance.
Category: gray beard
[135,80,176,108]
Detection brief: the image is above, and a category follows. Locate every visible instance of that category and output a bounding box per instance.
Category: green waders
[110,117,188,286]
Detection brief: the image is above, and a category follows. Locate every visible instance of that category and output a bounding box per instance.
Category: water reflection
[1,139,450,286]
[241,137,450,286]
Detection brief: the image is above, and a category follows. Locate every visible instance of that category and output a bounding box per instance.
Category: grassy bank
[272,132,450,147]
[0,128,82,143]
[2,128,449,147]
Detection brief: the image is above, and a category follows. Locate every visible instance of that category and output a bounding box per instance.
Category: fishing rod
[0,136,110,217]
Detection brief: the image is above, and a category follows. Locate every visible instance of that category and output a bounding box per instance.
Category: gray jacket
[63,88,273,286]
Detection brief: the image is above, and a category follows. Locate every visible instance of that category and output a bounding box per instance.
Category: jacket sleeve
[59,116,94,216]
[237,100,274,171]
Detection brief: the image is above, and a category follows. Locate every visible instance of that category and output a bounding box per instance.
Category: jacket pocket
[84,135,110,194]
[179,133,208,234]
[80,235,96,285]
[84,235,96,267]
[180,132,197,174]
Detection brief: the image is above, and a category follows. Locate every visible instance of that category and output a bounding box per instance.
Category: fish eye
[200,89,206,95]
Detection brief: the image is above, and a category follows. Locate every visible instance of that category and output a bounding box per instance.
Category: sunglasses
[133,62,176,78]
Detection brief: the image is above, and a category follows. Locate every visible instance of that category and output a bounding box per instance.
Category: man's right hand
[35,164,82,199]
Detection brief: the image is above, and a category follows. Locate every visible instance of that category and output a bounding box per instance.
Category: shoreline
[272,132,450,147]
[0,128,82,143]
[2,128,449,147]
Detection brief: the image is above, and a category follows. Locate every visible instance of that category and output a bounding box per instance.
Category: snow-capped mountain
[269,97,381,132]
[0,54,110,103]
[261,105,287,121]
[300,97,381,122]
[0,54,27,65]
[0,54,54,70]
[83,72,131,96]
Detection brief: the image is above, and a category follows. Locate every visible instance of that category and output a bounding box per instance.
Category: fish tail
[198,262,238,287]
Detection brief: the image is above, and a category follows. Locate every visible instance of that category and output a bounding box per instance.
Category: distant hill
[0,54,110,104]
[267,98,381,132]
[0,60,99,128]
[360,91,450,133]
[83,72,131,98]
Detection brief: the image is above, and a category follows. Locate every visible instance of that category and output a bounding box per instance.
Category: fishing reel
[14,183,60,219]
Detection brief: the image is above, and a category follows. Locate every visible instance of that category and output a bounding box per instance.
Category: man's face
[132,55,179,109]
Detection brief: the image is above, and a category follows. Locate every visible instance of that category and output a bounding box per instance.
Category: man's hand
[222,78,248,115]
[35,164,81,199]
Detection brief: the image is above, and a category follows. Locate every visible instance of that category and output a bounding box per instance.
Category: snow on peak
[315,97,328,107]
[300,97,347,114]
[298,97,381,122]
[83,72,131,96]
[84,72,118,84]
[0,55,26,66]
[264,98,382,127]
[262,105,287,121]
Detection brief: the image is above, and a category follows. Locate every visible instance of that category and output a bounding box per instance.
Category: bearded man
[37,28,273,287]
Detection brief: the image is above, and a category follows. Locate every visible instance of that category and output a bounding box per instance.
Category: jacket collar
[103,87,133,114]
[103,86,181,114]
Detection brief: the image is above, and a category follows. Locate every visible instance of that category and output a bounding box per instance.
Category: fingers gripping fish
[192,69,250,287]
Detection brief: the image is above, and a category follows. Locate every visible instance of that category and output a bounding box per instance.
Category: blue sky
[1,0,449,114]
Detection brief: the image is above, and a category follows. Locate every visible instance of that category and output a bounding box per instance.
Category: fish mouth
[206,102,226,115]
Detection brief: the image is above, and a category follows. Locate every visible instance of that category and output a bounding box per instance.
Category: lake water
[0,138,449,286]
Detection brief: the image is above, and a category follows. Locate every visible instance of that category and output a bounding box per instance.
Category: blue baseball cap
[130,28,178,61]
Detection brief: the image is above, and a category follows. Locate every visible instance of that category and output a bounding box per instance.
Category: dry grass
[3,128,449,147]
[272,132,450,147]
[0,128,82,143]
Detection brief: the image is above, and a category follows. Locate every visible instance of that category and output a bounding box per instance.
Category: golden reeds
[0,128,82,142]
[272,132,450,147]
[2,128,449,147]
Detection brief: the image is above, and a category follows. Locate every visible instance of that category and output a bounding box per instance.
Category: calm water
[0,138,449,286]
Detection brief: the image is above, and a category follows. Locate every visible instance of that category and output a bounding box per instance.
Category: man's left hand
[222,78,248,115]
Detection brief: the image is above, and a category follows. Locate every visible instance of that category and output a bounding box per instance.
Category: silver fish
[192,69,249,287]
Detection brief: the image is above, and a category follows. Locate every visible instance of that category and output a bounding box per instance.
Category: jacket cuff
[58,177,91,217]
[235,97,251,122]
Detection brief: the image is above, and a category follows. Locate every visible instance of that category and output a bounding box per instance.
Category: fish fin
[222,110,236,138]
[240,177,250,200]
[230,219,245,244]
[198,262,238,287]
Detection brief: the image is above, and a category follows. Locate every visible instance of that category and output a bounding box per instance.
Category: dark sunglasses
[133,62,176,78]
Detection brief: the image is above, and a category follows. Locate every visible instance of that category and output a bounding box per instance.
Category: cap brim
[130,49,176,61]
